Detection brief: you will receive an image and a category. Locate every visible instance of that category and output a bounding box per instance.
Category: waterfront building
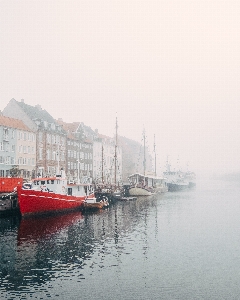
[3,99,67,177]
[0,113,36,179]
[56,119,94,182]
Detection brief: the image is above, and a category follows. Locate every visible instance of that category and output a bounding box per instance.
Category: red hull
[0,177,23,193]
[17,187,86,216]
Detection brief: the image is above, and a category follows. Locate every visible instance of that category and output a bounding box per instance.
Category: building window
[12,130,15,139]
[3,128,9,141]
[39,132,43,142]
[47,149,50,160]
[52,151,56,161]
[39,148,43,160]
[0,156,4,164]
[0,142,3,151]
[47,134,51,144]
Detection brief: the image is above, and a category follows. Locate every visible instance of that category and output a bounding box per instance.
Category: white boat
[163,159,190,192]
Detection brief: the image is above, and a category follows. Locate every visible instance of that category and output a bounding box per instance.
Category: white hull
[128,187,153,196]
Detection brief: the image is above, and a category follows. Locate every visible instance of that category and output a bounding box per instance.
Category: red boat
[0,177,23,193]
[17,169,96,217]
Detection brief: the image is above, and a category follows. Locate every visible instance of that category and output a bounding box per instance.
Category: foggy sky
[1,0,240,175]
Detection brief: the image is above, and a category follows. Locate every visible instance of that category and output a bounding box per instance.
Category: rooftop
[0,115,32,131]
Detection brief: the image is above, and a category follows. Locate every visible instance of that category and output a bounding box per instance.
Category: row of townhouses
[0,98,153,183]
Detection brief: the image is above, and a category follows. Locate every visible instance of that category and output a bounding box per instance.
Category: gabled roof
[0,115,32,131]
[56,119,80,140]
[56,119,94,144]
[17,101,56,124]
[57,119,80,133]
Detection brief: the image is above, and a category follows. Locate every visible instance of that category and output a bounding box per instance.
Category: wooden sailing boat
[128,129,154,196]
[128,132,167,196]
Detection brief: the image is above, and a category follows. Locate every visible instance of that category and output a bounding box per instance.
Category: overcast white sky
[1,0,240,175]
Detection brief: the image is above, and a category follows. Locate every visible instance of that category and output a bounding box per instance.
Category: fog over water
[1,1,240,175]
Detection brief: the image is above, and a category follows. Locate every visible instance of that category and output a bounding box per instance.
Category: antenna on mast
[114,114,118,185]
[154,134,156,176]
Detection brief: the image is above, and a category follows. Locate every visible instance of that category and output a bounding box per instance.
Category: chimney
[35,104,42,110]
[21,99,24,103]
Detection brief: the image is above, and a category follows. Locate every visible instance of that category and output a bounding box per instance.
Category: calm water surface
[1,176,240,299]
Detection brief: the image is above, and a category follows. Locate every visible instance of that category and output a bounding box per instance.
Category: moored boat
[128,173,167,196]
[0,177,23,215]
[0,191,19,215]
[163,157,191,192]
[82,198,109,211]
[0,177,23,193]
[184,171,196,188]
[17,169,96,217]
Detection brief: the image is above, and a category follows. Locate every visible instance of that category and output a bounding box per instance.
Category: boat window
[41,181,45,185]
[51,180,54,184]
[36,181,39,185]
[47,180,50,184]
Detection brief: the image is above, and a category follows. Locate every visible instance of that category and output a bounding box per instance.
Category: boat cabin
[128,173,166,189]
[25,170,95,198]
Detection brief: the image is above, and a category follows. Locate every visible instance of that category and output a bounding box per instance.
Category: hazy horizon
[1,0,240,175]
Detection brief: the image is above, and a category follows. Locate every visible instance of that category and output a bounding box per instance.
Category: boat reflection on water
[17,211,84,245]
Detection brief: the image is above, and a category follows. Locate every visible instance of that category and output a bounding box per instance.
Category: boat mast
[101,144,104,183]
[143,128,146,183]
[154,134,157,177]
[114,116,118,186]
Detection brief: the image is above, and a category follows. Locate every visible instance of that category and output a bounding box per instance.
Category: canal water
[1,175,240,299]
